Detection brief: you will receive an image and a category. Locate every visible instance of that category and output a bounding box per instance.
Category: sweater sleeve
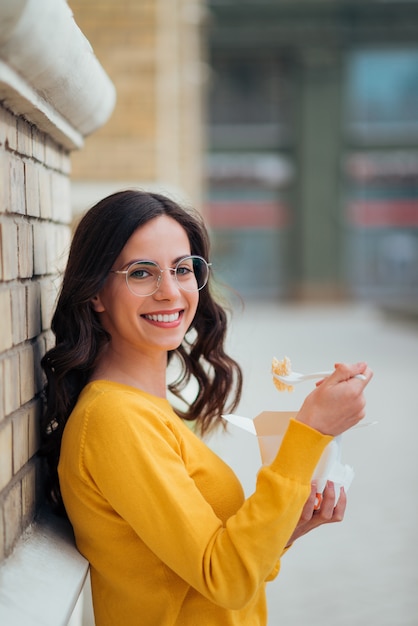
[79,394,331,611]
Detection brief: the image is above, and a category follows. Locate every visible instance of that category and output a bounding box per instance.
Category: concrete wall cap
[0,508,89,626]
[0,0,116,149]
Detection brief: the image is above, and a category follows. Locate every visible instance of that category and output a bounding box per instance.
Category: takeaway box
[222,411,355,508]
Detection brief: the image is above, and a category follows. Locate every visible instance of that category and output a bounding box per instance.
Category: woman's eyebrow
[172,255,193,264]
[117,258,154,270]
[121,254,192,268]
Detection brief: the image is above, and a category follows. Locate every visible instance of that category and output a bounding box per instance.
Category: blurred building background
[206,0,418,308]
[68,0,418,311]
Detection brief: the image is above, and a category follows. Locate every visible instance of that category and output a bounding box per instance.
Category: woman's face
[91,215,200,359]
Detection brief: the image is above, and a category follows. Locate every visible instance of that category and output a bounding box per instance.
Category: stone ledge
[0,0,116,151]
[0,507,89,626]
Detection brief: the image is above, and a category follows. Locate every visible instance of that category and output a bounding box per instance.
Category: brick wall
[0,104,72,560]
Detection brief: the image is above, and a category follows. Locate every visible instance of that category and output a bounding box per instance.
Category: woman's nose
[154,268,179,297]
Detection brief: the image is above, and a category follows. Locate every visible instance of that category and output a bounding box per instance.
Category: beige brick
[33,336,45,394]
[40,277,59,331]
[4,353,20,416]
[51,173,72,223]
[9,156,25,215]
[17,219,34,278]
[0,419,13,491]
[28,400,41,458]
[44,329,55,352]
[3,480,22,555]
[38,167,52,219]
[12,411,29,475]
[0,500,5,561]
[61,151,71,176]
[45,136,63,171]
[0,359,4,422]
[32,221,48,275]
[34,222,70,279]
[0,289,12,351]
[31,126,45,164]
[45,223,60,273]
[24,162,41,218]
[22,462,36,524]
[0,104,9,147]
[0,150,8,215]
[36,332,48,358]
[4,109,18,153]
[19,344,36,405]
[16,117,33,158]
[10,284,26,345]
[26,281,42,340]
[0,219,19,280]
[53,224,71,273]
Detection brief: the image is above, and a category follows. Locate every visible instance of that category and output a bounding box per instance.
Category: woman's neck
[90,346,168,398]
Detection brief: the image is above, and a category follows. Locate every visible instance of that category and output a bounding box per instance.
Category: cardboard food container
[222,411,355,508]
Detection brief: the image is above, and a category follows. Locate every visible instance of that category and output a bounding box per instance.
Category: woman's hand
[285,481,346,548]
[296,362,373,436]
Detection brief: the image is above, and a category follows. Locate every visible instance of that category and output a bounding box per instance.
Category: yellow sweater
[58,381,332,626]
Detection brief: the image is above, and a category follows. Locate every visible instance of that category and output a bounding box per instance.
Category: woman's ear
[90,294,105,313]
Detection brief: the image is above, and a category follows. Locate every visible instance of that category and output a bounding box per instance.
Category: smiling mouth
[143,312,181,323]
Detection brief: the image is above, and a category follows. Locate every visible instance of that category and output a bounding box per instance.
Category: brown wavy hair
[40,190,242,513]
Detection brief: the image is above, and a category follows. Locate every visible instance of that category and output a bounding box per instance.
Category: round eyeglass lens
[125,256,210,296]
[126,260,161,296]
[175,256,210,292]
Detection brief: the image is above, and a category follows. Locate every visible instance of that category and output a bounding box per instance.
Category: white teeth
[146,312,180,323]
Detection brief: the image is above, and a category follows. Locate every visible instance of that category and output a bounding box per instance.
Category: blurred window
[346,49,418,142]
[343,48,418,300]
[210,56,288,125]
[207,54,294,297]
[208,55,292,149]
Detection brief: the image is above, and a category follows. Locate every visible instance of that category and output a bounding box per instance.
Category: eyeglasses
[110,255,211,297]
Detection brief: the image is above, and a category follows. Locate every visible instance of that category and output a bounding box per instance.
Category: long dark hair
[41,190,242,512]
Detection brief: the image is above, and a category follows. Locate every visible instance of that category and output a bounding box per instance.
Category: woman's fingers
[297,362,374,436]
[299,483,318,521]
[285,482,348,547]
[332,486,347,521]
[315,482,347,523]
[329,362,372,385]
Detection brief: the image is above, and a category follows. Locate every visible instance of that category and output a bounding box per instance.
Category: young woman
[41,189,372,626]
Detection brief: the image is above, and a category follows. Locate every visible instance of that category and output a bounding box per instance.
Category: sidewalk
[208,301,418,626]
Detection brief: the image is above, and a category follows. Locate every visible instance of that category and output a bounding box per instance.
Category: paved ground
[208,301,418,626]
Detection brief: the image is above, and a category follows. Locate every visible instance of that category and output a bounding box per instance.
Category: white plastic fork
[272,370,367,385]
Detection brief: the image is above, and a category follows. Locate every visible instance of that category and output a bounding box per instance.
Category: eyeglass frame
[109,254,212,297]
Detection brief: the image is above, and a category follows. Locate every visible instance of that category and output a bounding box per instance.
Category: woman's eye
[176,265,193,276]
[131,270,147,279]
[129,265,154,280]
